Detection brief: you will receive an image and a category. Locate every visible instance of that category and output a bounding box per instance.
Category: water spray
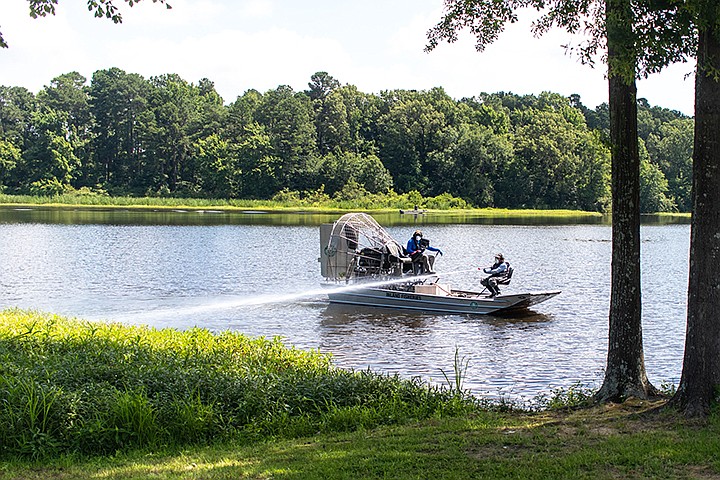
[115,268,481,321]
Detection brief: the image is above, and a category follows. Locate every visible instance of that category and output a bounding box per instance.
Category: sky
[0,0,696,115]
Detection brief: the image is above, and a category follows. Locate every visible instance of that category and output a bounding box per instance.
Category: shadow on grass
[6,402,720,480]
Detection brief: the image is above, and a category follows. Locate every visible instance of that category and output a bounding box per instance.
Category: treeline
[0,70,693,212]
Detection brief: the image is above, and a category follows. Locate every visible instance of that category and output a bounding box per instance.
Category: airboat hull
[326,285,560,315]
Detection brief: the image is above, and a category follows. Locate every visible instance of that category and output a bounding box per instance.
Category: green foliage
[0,85,37,147]
[0,140,20,189]
[0,71,693,212]
[28,178,67,196]
[501,99,611,210]
[644,117,694,211]
[659,380,678,396]
[0,309,480,459]
[424,192,468,210]
[426,1,696,215]
[440,346,471,395]
[4,400,720,479]
[1,0,171,48]
[581,99,690,213]
[533,382,596,410]
[432,123,512,206]
[0,376,65,459]
[640,156,675,213]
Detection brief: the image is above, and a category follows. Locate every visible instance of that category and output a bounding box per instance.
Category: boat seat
[480,265,513,295]
[385,242,412,263]
[496,266,513,285]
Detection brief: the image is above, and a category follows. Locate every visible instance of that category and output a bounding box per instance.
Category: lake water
[0,207,690,402]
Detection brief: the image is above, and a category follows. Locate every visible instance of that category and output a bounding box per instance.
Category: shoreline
[0,193,687,218]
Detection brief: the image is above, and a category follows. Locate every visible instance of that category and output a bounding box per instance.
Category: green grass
[2,401,719,479]
[0,309,480,460]
[2,309,716,479]
[0,192,603,217]
[0,193,337,212]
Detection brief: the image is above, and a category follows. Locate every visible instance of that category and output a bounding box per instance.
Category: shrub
[28,178,66,196]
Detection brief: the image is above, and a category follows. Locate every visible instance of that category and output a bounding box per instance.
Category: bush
[425,192,469,210]
[532,382,596,411]
[28,178,66,196]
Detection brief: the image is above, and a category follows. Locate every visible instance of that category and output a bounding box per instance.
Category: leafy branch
[1,0,172,48]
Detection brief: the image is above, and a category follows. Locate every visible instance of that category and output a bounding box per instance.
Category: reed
[0,309,480,459]
[440,346,471,396]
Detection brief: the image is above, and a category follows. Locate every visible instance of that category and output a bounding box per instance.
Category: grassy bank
[0,310,480,460]
[0,193,604,218]
[2,310,717,479]
[2,399,719,479]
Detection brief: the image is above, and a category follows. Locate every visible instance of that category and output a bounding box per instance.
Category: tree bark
[670,21,720,417]
[595,0,657,402]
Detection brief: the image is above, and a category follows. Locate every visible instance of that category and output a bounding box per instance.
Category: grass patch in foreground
[4,309,715,479]
[2,400,719,479]
[0,309,481,460]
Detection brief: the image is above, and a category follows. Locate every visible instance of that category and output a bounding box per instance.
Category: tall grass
[0,309,480,460]
[0,192,608,218]
[440,346,470,395]
[0,193,305,209]
[0,191,468,211]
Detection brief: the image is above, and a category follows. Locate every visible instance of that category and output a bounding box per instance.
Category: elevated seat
[384,241,413,274]
[385,242,411,263]
[481,265,513,295]
[497,265,513,285]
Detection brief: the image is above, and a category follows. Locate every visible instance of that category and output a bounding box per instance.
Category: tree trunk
[670,22,720,417]
[595,0,657,402]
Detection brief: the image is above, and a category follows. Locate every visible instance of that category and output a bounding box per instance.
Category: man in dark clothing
[481,253,509,297]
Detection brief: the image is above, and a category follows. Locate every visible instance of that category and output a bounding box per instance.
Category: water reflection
[484,310,556,325]
[0,207,342,226]
[0,206,691,227]
[321,303,553,328]
[323,303,436,325]
[318,303,565,400]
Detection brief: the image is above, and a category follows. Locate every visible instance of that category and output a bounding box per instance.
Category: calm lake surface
[0,207,690,402]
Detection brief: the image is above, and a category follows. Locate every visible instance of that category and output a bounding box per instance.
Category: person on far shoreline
[406,229,442,274]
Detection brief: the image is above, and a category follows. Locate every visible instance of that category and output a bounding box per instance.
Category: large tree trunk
[595,0,657,402]
[670,22,720,417]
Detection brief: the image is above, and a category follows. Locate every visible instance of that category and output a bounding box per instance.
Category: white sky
[0,0,695,115]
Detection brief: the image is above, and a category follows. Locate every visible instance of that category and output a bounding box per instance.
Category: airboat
[319,213,560,315]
